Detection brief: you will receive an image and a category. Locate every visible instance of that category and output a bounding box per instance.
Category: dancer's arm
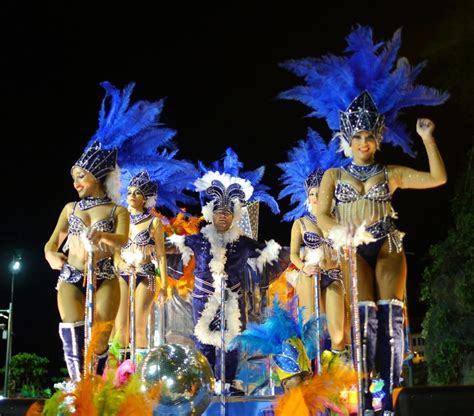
[114,249,135,274]
[389,119,447,191]
[44,203,71,270]
[290,221,318,275]
[88,206,130,248]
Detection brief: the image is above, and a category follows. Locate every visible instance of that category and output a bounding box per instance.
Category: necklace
[130,209,152,225]
[344,162,383,182]
[78,196,112,210]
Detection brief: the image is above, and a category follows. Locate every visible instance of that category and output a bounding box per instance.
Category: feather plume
[279,25,449,156]
[278,128,348,222]
[231,298,304,355]
[25,401,45,416]
[83,81,199,213]
[35,320,159,416]
[275,351,358,416]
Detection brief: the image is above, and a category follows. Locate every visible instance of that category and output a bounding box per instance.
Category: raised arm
[315,168,338,234]
[44,203,71,270]
[389,119,447,191]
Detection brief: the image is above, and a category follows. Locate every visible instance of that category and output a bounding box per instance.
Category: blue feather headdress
[277,128,348,222]
[76,81,197,213]
[230,298,321,380]
[279,26,449,157]
[197,147,280,214]
[120,146,199,214]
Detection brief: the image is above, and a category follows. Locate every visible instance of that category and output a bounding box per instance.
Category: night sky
[1,1,472,376]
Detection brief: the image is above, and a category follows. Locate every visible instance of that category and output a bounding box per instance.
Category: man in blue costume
[169,170,282,395]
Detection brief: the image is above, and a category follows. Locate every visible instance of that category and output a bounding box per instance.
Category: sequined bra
[123,220,155,249]
[299,217,325,250]
[68,202,117,236]
[335,167,391,205]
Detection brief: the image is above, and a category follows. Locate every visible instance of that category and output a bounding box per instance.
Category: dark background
[0,1,472,377]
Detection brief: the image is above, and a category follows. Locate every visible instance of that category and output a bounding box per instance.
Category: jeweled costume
[170,171,282,388]
[279,26,448,413]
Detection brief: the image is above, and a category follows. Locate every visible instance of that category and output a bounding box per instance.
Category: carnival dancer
[169,164,283,395]
[278,128,349,362]
[279,26,448,413]
[44,81,171,382]
[113,99,198,361]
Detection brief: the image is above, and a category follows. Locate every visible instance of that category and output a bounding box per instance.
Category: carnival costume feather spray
[168,148,284,397]
[231,299,357,415]
[279,26,448,158]
[27,323,161,416]
[277,128,347,222]
[279,25,448,413]
[198,147,280,216]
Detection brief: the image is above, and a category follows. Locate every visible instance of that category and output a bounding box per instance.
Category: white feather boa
[255,239,281,272]
[167,234,194,266]
[305,246,324,266]
[194,171,254,201]
[194,223,244,350]
[328,223,376,250]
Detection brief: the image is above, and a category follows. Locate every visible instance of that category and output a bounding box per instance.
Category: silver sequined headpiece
[128,170,158,198]
[304,168,324,193]
[339,91,385,145]
[206,180,246,213]
[72,141,117,179]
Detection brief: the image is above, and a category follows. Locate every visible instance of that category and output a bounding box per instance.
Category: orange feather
[25,401,43,416]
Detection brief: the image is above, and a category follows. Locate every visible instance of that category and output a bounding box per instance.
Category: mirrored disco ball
[140,343,215,415]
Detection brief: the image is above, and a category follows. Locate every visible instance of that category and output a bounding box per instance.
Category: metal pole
[129,272,137,365]
[313,270,322,375]
[157,300,165,346]
[84,250,95,376]
[3,298,13,397]
[347,242,364,416]
[219,274,226,416]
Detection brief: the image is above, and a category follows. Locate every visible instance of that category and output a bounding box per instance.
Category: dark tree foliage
[8,353,50,397]
[421,148,474,384]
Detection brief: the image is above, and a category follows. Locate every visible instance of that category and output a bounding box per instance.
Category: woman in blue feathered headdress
[280,26,448,413]
[44,81,148,382]
[277,128,349,358]
[111,92,198,362]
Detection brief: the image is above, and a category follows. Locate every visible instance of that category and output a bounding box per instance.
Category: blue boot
[377,299,404,413]
[357,301,378,413]
[96,349,109,376]
[59,321,85,382]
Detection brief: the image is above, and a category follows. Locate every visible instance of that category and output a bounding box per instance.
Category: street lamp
[2,254,22,398]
